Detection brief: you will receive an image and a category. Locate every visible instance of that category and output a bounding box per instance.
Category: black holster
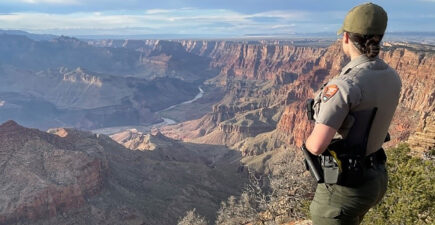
[301,144,323,183]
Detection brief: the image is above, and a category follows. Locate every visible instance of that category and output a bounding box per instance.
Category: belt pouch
[322,156,339,184]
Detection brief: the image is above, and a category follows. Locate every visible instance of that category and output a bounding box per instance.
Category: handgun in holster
[301,144,323,183]
[302,99,323,182]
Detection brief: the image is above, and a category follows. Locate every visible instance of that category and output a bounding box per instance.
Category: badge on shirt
[322,84,339,102]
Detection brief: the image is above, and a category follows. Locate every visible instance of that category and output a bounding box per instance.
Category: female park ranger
[304,3,402,225]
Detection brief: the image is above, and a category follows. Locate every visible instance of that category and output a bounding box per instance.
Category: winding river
[92,86,204,135]
[159,86,204,113]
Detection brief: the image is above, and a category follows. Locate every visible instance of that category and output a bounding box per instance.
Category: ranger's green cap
[337,2,388,35]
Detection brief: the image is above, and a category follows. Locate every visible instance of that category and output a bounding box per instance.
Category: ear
[343,32,349,44]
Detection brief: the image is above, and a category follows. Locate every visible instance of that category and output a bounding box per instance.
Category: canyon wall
[181,41,327,80]
[161,40,434,155]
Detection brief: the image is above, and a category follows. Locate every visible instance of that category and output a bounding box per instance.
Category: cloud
[0,1,432,37]
[0,8,315,36]
[7,7,422,37]
[145,9,175,14]
[13,0,79,4]
[250,10,309,20]
[271,24,296,29]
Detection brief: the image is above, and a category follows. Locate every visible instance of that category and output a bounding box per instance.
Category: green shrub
[363,144,434,225]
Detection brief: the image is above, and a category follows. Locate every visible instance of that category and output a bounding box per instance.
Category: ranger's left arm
[306,124,337,155]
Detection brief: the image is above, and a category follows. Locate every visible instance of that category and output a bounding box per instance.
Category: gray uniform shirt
[313,55,402,155]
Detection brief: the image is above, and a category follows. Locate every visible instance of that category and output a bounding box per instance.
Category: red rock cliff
[181,40,327,80]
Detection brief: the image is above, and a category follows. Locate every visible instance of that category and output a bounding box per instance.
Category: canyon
[0,32,433,224]
[0,34,223,130]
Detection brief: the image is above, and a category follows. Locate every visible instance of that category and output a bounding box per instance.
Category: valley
[0,32,433,224]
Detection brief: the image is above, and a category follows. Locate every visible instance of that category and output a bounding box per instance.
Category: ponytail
[348,32,383,58]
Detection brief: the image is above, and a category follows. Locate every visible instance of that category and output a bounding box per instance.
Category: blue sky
[0,0,433,37]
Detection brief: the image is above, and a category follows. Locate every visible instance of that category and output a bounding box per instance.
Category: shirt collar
[340,54,373,76]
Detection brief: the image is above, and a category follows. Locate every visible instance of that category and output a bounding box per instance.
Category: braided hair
[348,32,384,58]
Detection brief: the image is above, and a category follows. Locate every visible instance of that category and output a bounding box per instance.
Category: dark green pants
[310,164,388,225]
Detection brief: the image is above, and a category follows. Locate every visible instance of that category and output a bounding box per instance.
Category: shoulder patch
[322,84,339,102]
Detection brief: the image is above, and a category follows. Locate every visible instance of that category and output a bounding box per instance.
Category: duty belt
[364,148,387,168]
[321,148,387,171]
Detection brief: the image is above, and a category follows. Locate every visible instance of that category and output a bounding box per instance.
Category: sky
[0,0,434,38]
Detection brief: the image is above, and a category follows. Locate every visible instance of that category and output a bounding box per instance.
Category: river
[92,86,204,135]
[159,87,204,112]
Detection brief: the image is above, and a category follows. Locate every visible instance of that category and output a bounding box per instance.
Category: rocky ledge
[0,121,107,224]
